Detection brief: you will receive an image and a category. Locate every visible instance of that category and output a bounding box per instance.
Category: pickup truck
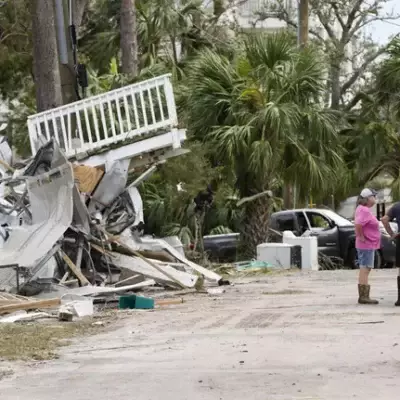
[269,208,396,268]
[203,208,397,268]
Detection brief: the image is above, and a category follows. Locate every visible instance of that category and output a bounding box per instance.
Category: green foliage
[5,84,36,158]
[0,0,32,98]
[374,38,400,120]
[182,33,346,200]
[338,36,400,201]
[140,141,238,243]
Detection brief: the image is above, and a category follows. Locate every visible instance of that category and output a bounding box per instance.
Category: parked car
[203,233,240,262]
[269,209,396,268]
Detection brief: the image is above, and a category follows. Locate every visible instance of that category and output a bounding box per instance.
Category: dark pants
[396,237,400,268]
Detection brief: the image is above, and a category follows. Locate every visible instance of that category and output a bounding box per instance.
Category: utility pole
[31,0,63,112]
[298,0,309,47]
[290,0,309,209]
[54,0,79,105]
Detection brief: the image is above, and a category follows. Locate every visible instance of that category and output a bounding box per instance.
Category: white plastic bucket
[60,294,94,317]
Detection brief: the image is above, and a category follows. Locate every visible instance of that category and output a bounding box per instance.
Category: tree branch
[329,1,346,31]
[344,88,375,111]
[315,10,337,41]
[346,0,365,29]
[340,46,386,96]
[75,0,90,28]
[349,15,400,38]
[336,0,365,43]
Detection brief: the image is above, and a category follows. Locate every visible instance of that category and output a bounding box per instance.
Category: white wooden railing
[27,74,178,158]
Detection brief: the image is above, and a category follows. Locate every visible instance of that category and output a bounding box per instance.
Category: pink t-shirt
[354,205,380,250]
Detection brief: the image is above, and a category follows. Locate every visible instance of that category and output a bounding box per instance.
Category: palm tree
[182,32,346,254]
[343,38,400,199]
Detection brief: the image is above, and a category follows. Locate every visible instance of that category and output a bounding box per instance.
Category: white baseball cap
[360,188,377,198]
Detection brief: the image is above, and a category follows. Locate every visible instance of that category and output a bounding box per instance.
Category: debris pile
[0,138,226,318]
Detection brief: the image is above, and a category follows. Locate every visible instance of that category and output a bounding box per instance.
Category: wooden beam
[0,298,61,315]
[155,298,184,306]
[60,250,91,286]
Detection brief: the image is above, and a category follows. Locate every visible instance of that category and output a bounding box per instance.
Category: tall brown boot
[395,276,400,307]
[358,284,379,305]
[365,285,379,304]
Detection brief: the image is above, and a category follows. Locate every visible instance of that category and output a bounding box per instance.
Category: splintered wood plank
[60,250,91,286]
[73,165,104,194]
[0,298,61,315]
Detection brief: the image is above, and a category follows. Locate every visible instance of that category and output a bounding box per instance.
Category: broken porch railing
[27,74,178,158]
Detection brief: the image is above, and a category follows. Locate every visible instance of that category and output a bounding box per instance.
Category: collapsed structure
[0,73,224,307]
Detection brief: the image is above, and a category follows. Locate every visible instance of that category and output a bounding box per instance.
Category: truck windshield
[322,210,354,227]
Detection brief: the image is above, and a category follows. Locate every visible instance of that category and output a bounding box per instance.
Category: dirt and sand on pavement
[1,269,400,400]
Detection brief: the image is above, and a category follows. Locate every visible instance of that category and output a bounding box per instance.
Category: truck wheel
[374,250,383,269]
[348,247,358,269]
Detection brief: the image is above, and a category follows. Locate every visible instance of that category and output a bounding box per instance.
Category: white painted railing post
[27,119,38,156]
[164,75,178,127]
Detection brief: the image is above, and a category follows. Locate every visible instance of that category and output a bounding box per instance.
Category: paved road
[1,270,400,400]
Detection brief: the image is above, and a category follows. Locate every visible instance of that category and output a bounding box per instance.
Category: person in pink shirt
[354,188,380,304]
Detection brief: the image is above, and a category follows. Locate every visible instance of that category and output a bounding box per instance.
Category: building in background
[235,0,289,30]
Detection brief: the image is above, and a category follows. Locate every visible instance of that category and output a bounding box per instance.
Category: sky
[366,0,400,44]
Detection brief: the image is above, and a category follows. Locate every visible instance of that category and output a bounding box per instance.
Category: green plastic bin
[134,295,154,309]
[118,295,154,310]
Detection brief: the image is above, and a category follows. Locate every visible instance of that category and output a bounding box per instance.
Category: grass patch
[262,289,311,295]
[0,312,118,361]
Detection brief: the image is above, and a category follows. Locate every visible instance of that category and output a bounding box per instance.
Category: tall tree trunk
[330,63,341,109]
[170,35,178,66]
[31,0,63,112]
[298,0,309,47]
[241,198,271,258]
[120,0,138,77]
[286,0,308,207]
[283,185,293,210]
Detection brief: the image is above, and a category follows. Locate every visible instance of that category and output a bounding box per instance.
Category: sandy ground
[1,269,400,400]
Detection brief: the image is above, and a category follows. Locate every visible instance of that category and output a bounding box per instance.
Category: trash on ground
[0,310,52,323]
[207,288,226,296]
[235,260,272,271]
